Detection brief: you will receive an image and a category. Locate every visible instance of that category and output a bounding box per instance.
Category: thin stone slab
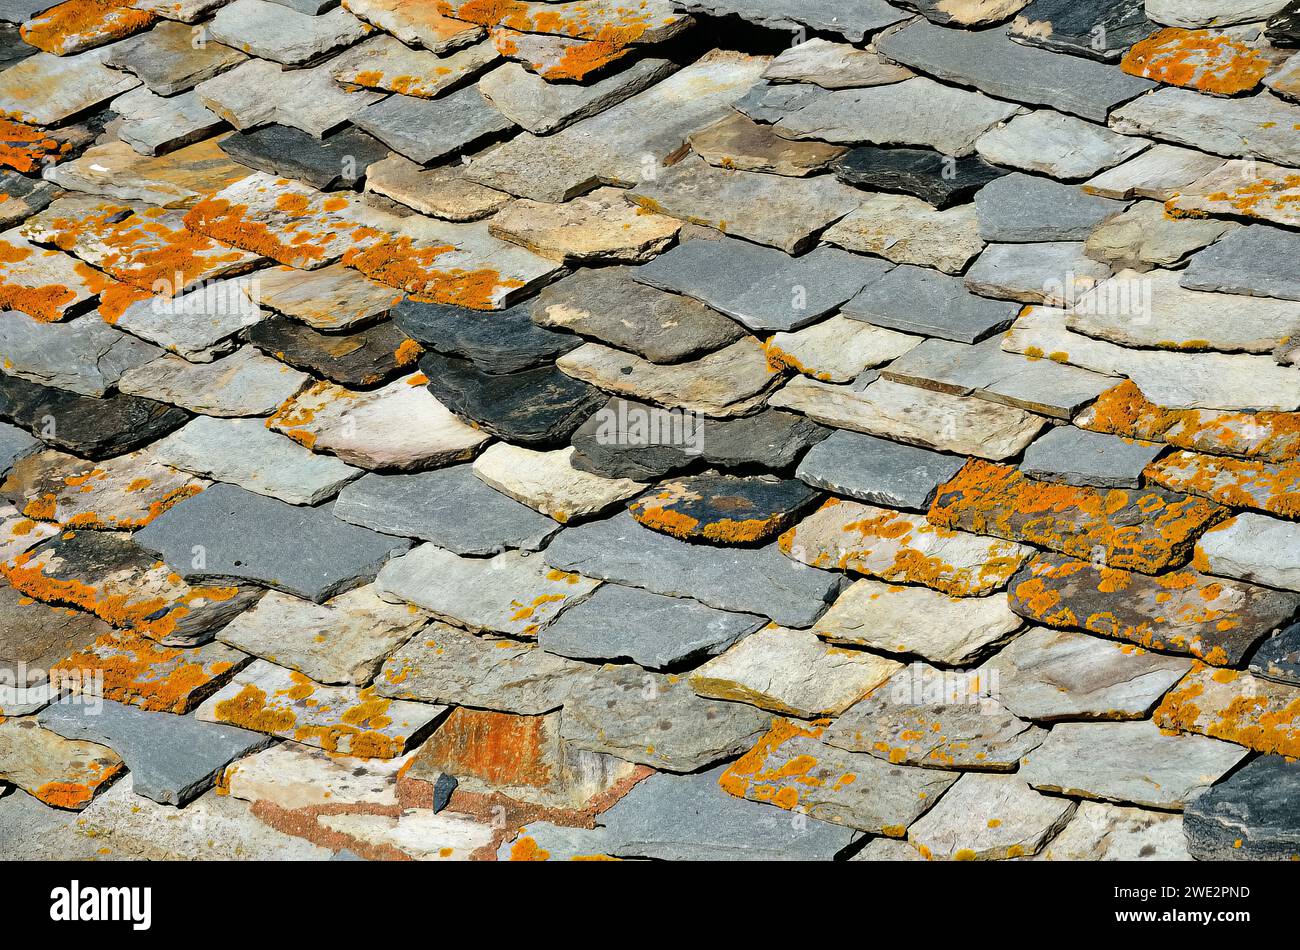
[1156,665,1300,755]
[0,48,140,125]
[1084,200,1236,271]
[771,77,1021,156]
[219,124,388,191]
[976,173,1128,242]
[207,0,368,65]
[394,297,578,374]
[538,583,764,670]
[561,663,771,773]
[480,57,677,135]
[247,316,409,389]
[688,112,847,177]
[0,315,161,397]
[37,697,268,806]
[20,0,154,53]
[907,772,1077,860]
[1249,622,1300,686]
[781,498,1034,596]
[488,27,633,82]
[1083,142,1229,200]
[353,85,511,165]
[0,230,100,323]
[333,467,560,555]
[984,626,1192,721]
[628,474,819,545]
[543,510,844,628]
[0,580,110,693]
[1268,1,1300,44]
[1196,514,1300,591]
[1169,159,1300,229]
[217,585,428,686]
[1008,552,1299,665]
[436,0,690,43]
[842,265,1020,344]
[375,543,599,638]
[975,109,1150,179]
[223,740,418,811]
[895,0,1031,25]
[1010,0,1159,61]
[135,482,412,603]
[673,0,903,41]
[734,80,822,123]
[825,663,1046,771]
[796,430,964,511]
[342,0,483,52]
[0,421,38,477]
[473,444,643,523]
[832,146,1010,209]
[1020,719,1247,808]
[0,717,123,810]
[0,171,57,229]
[490,187,680,264]
[118,347,306,418]
[876,18,1154,122]
[364,153,509,222]
[1033,800,1190,861]
[720,718,956,834]
[812,577,1024,662]
[822,193,985,275]
[1149,450,1300,519]
[771,376,1047,460]
[632,237,891,333]
[102,18,247,95]
[1110,88,1300,167]
[254,264,398,332]
[376,621,585,716]
[1180,224,1300,301]
[111,86,222,156]
[1147,0,1289,28]
[1184,754,1300,860]
[330,34,496,99]
[765,315,920,384]
[196,58,383,137]
[45,136,254,208]
[196,659,443,758]
[1122,26,1284,96]
[1159,405,1300,463]
[969,243,1112,305]
[1019,426,1162,488]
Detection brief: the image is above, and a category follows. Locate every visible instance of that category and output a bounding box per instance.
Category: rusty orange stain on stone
[1121,27,1273,96]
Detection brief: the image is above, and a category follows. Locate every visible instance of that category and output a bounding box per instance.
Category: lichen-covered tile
[0,716,123,809]
[907,772,1076,860]
[0,47,139,125]
[628,474,819,545]
[0,578,109,713]
[45,136,254,208]
[253,263,398,332]
[0,169,58,227]
[1084,200,1236,271]
[1184,754,1300,860]
[472,444,644,523]
[223,740,417,811]
[1009,0,1159,61]
[438,0,692,43]
[1121,26,1283,95]
[365,152,509,222]
[19,0,154,54]
[1167,158,1300,229]
[1156,664,1300,755]
[0,228,103,322]
[330,33,496,99]
[1147,449,1300,518]
[343,0,483,52]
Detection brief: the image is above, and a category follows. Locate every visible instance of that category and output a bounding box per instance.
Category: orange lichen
[1155,666,1300,757]
[1147,450,1300,519]
[393,338,423,367]
[0,118,64,173]
[184,196,328,269]
[1120,28,1273,96]
[19,0,154,55]
[1076,380,1190,441]
[417,707,554,788]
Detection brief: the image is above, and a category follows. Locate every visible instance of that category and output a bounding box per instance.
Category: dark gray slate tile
[1267,2,1299,46]
[1020,426,1164,488]
[875,19,1155,121]
[732,81,825,124]
[632,236,892,333]
[333,466,560,555]
[841,264,1019,343]
[420,351,606,447]
[1185,755,1300,860]
[135,483,412,603]
[0,420,39,477]
[1248,622,1300,686]
[352,85,512,164]
[796,429,965,510]
[247,315,410,389]
[833,146,1010,208]
[37,697,271,806]
[393,297,579,375]
[976,172,1128,242]
[0,374,190,460]
[219,124,389,190]
[542,510,845,628]
[1180,225,1300,301]
[627,473,820,544]
[0,22,35,70]
[0,169,58,228]
[1008,0,1157,62]
[538,584,764,670]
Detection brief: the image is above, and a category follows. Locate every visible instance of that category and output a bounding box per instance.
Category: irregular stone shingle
[1121,26,1282,96]
[0,717,123,810]
[762,37,913,88]
[688,112,848,177]
[821,193,985,275]
[1110,88,1300,167]
[1249,622,1300,686]
[208,0,369,65]
[0,578,110,693]
[197,58,383,137]
[330,34,496,99]
[490,187,680,264]
[1146,0,1289,28]
[0,48,140,125]
[118,346,309,417]
[247,316,410,389]
[673,0,902,41]
[1180,224,1300,301]
[1184,754,1300,860]
[1033,800,1191,861]
[906,772,1077,860]
[796,430,965,511]
[395,297,578,375]
[480,57,677,135]
[1156,665,1300,756]
[342,0,482,52]
[1084,200,1236,271]
[472,444,644,523]
[1019,426,1163,488]
[976,173,1128,242]
[253,263,398,332]
[110,86,222,156]
[219,124,388,191]
[102,18,247,95]
[364,153,509,222]
[969,242,1113,304]
[1083,142,1228,200]
[488,28,634,83]
[1147,450,1300,519]
[0,422,38,478]
[135,482,412,603]
[832,146,1010,208]
[842,265,1020,344]
[764,315,920,384]
[628,474,819,545]
[45,136,254,208]
[1195,513,1300,591]
[977,110,1150,180]
[0,230,102,323]
[0,171,58,229]
[1009,0,1158,61]
[353,85,512,165]
[19,0,154,54]
[1169,158,1300,229]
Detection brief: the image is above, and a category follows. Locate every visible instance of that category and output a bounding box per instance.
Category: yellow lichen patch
[1155,665,1300,756]
[0,118,66,173]
[718,718,824,808]
[1147,450,1300,520]
[183,195,330,269]
[1165,407,1300,464]
[341,233,521,311]
[1120,28,1273,96]
[19,0,154,56]
[1075,380,1191,441]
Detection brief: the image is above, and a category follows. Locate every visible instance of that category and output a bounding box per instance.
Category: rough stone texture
[822,193,985,274]
[978,110,1149,180]
[219,124,388,191]
[472,444,644,523]
[45,136,255,208]
[248,316,410,389]
[396,297,578,374]
[1249,622,1300,686]
[223,740,416,811]
[795,430,963,511]
[490,187,680,264]
[0,421,39,477]
[976,173,1129,242]
[1033,801,1191,861]
[628,474,819,545]
[480,57,677,135]
[766,315,920,384]
[208,0,369,65]
[1085,200,1236,271]
[1084,142,1228,200]
[1020,719,1248,808]
[1181,224,1300,301]
[365,153,509,222]
[330,34,496,99]
[833,146,1010,208]
[353,85,512,165]
[342,0,482,51]
[0,48,140,125]
[111,86,222,157]
[1019,426,1164,488]
[103,18,247,95]
[1110,87,1300,167]
[907,772,1077,860]
[197,58,383,137]
[1196,513,1300,591]
[118,346,309,417]
[688,112,848,176]
[1169,158,1300,229]
[0,580,110,695]
[1146,0,1289,28]
[1148,449,1300,520]
[0,717,123,809]
[673,0,904,41]
[842,265,1020,344]
[1010,0,1159,61]
[254,263,399,332]
[1156,665,1300,756]
[543,510,845,628]
[1184,754,1300,860]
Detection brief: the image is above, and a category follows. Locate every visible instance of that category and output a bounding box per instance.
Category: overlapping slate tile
[812,577,1023,662]
[796,430,964,511]
[1180,224,1300,301]
[0,716,123,809]
[976,110,1149,180]
[1147,0,1291,28]
[19,0,154,54]
[734,80,823,123]
[1249,622,1300,685]
[1156,665,1300,756]
[1268,1,1300,43]
[1167,159,1300,229]
[764,315,920,384]
[674,0,901,41]
[1121,25,1284,95]
[1033,800,1190,861]
[1084,200,1237,270]
[45,136,254,208]
[1195,513,1300,591]
[330,33,496,99]
[364,153,509,222]
[1147,449,1300,519]
[976,173,1128,242]
[219,125,388,192]
[821,193,985,274]
[319,808,494,861]
[376,543,599,638]
[473,444,643,523]
[195,658,443,758]
[906,772,1076,860]
[248,317,410,390]
[842,265,1020,344]
[1110,87,1300,167]
[688,112,847,177]
[254,263,398,332]
[628,474,819,545]
[197,58,383,137]
[353,84,512,165]
[1,314,166,396]
[102,18,247,94]
[1009,0,1158,61]
[480,56,677,135]
[135,482,411,602]
[0,579,109,707]
[0,229,102,323]
[1184,754,1300,860]
[1083,142,1228,201]
[0,48,139,125]
[439,0,692,44]
[833,146,1010,208]
[1160,405,1300,462]
[111,86,222,156]
[342,0,482,52]
[0,113,98,175]
[1019,426,1162,488]
[222,739,419,811]
[207,0,368,65]
[490,187,680,264]
[0,171,58,228]
[397,297,580,374]
[118,346,308,417]
[632,236,892,333]
[761,37,913,88]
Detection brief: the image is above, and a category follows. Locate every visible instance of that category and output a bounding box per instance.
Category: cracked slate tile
[207,0,369,65]
[821,193,985,275]
[1009,0,1159,61]
[832,146,1010,208]
[118,345,310,417]
[101,18,247,95]
[0,716,123,809]
[1184,754,1300,860]
[1180,224,1300,301]
[1082,142,1228,200]
[907,772,1077,859]
[472,444,645,523]
[0,47,140,125]
[975,109,1150,180]
[219,124,390,191]
[0,313,162,397]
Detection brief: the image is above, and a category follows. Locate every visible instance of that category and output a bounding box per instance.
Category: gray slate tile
[976,173,1128,242]
[394,297,580,374]
[1248,622,1300,686]
[1184,755,1300,860]
[796,430,965,510]
[353,85,513,164]
[0,420,39,477]
[840,264,1020,344]
[1020,426,1164,488]
[1180,225,1300,301]
[673,0,906,41]
[219,124,389,190]
[1008,0,1157,62]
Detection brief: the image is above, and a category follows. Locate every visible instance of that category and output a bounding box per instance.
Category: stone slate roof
[0,0,1299,863]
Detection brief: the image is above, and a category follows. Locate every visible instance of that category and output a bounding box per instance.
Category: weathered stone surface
[561,663,772,772]
[248,316,409,389]
[197,58,383,137]
[196,658,443,757]
[224,740,417,811]
[813,577,1023,663]
[796,430,964,511]
[320,808,495,860]
[131,0,228,20]
[539,584,764,670]
[1010,0,1158,61]
[208,0,368,65]
[1157,665,1300,755]
[1110,88,1300,167]
[1268,1,1300,44]
[20,0,154,54]
[135,482,412,602]
[0,171,57,229]
[543,510,844,628]
[118,346,308,417]
[1184,754,1300,860]
[690,623,900,717]
[1267,49,1300,99]
[421,352,606,446]
[102,18,246,94]
[674,0,902,40]
[842,265,1020,344]
[111,86,222,156]
[772,76,1021,156]
[217,585,427,686]
[353,85,511,165]
[1085,200,1236,270]
[480,56,677,135]
[628,156,861,254]
[1195,513,1300,590]
[533,267,743,364]
[853,838,925,860]
[488,27,633,82]
[826,663,1046,770]
[0,579,110,693]
[219,124,388,191]
[833,146,1010,209]
[0,422,38,477]
[268,376,488,471]
[342,0,482,52]
[771,376,1047,460]
[395,297,578,375]
[782,498,1033,596]
[437,0,690,43]
[895,0,1031,25]
[1019,426,1163,488]
[1020,719,1247,808]
[490,187,680,264]
[334,467,560,555]
[976,110,1149,180]
[364,153,509,222]
[464,52,766,202]
[1157,404,1300,463]
[1083,142,1228,200]
[376,543,599,637]
[908,772,1076,859]
[1146,0,1288,28]
[148,416,360,506]
[0,229,102,323]
[765,315,920,384]
[37,696,268,806]
[1148,450,1300,519]
[822,193,985,274]
[254,263,398,332]
[733,80,823,123]
[1122,26,1283,96]
[1169,158,1300,229]
[1033,800,1191,861]
[330,34,496,99]
[721,718,956,834]
[976,173,1128,242]
[629,474,819,545]
[688,112,847,177]
[377,621,585,715]
[1181,224,1300,301]
[472,444,644,523]
[877,18,1154,122]
[986,626,1192,721]
[633,236,891,333]
[0,717,123,809]
[0,48,139,125]
[45,136,254,208]
[1249,622,1300,686]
